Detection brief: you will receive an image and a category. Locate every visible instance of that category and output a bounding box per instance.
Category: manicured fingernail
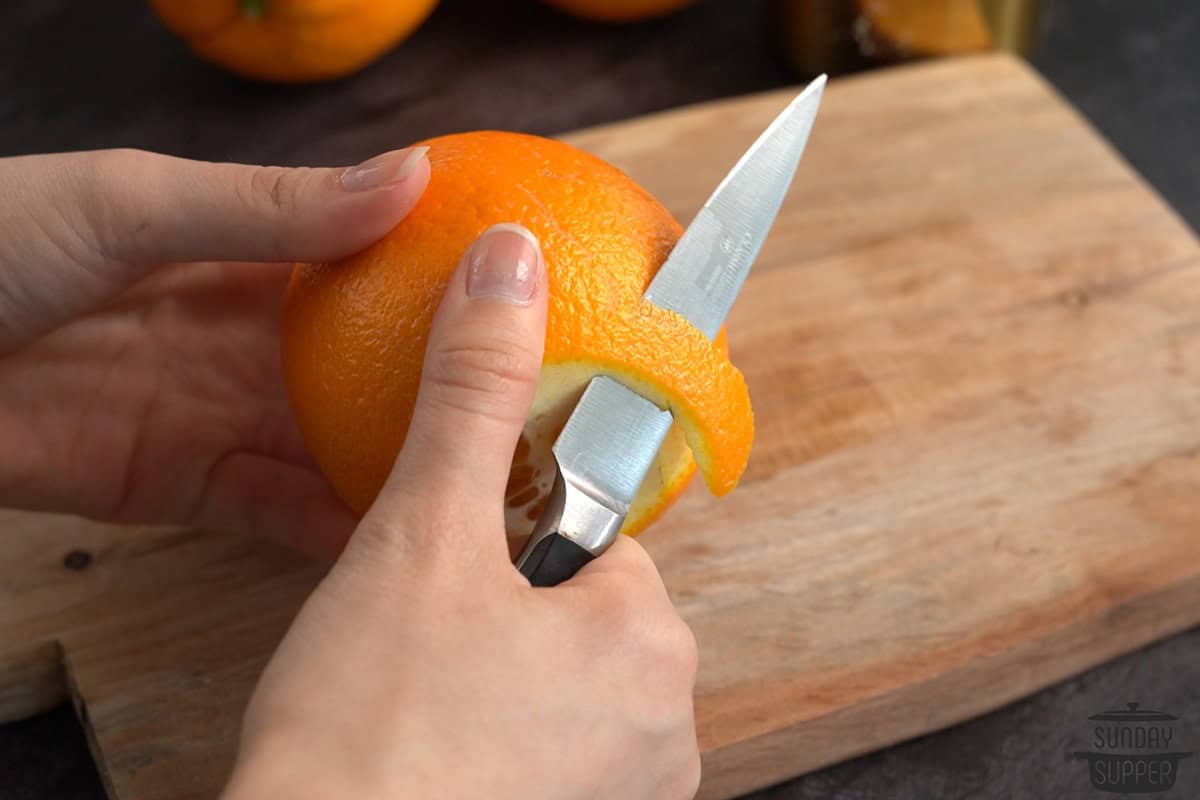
[339,146,429,192]
[465,223,541,305]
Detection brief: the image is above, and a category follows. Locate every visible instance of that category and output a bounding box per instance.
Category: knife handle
[514,470,624,586]
[518,533,596,587]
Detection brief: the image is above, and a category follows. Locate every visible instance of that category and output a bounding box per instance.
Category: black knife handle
[518,533,596,587]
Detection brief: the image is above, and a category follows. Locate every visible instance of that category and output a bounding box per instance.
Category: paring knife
[516,76,827,587]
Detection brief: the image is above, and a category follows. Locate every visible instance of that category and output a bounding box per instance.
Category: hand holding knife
[518,76,827,586]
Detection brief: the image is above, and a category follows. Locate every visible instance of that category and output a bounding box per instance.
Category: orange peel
[282,131,754,548]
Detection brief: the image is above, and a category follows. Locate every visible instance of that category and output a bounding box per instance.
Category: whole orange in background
[148,0,439,83]
[542,0,697,23]
[281,131,754,553]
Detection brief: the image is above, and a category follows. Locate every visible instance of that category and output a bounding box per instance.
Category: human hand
[0,147,430,557]
[220,224,702,800]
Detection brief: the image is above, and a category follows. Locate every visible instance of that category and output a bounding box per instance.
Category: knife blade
[517,76,827,586]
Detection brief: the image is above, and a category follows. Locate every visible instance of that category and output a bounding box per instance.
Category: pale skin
[0,147,701,799]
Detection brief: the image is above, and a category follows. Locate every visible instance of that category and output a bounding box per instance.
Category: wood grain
[2,53,1199,800]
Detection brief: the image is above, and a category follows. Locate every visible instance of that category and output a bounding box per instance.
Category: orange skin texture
[148,0,439,83]
[281,131,753,528]
[542,0,697,23]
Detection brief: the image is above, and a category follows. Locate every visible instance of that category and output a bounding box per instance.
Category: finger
[372,223,547,530]
[548,536,680,635]
[566,534,668,593]
[189,453,357,562]
[0,147,430,348]
[548,535,696,690]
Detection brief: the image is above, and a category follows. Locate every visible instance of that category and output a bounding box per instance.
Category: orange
[542,0,697,23]
[281,131,754,553]
[147,0,438,83]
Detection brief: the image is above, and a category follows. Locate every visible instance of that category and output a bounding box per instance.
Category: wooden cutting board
[3,53,1200,799]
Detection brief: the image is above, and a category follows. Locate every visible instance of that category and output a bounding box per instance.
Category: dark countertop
[1,1,1198,798]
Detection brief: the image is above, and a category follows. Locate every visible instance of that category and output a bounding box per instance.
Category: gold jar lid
[775,0,1046,76]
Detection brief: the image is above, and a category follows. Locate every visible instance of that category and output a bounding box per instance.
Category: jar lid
[1088,703,1177,722]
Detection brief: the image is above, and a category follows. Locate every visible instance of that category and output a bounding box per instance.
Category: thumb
[0,147,429,348]
[370,223,548,542]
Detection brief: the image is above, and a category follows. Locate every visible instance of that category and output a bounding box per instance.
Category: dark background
[1,1,1198,798]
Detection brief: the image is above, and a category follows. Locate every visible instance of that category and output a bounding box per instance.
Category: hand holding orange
[281,132,754,553]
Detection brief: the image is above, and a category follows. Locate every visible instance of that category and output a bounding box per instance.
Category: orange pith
[281,131,754,550]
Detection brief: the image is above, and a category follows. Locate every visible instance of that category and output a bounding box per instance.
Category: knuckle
[597,583,696,675]
[669,620,700,676]
[63,149,154,265]
[242,166,309,217]
[88,147,144,178]
[594,576,646,629]
[650,615,699,678]
[608,535,659,577]
[423,341,539,417]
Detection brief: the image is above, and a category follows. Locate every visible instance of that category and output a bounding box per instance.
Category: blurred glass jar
[775,0,1047,76]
